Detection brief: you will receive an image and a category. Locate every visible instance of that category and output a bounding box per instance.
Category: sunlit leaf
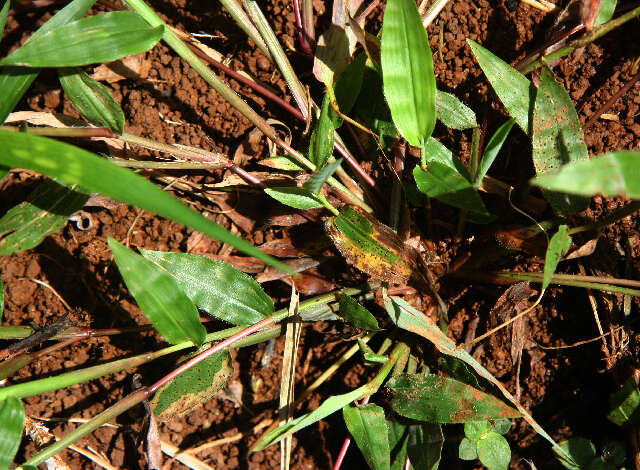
[309,94,335,168]
[109,238,206,345]
[467,40,533,134]
[532,66,589,215]
[337,294,379,330]
[0,180,88,255]
[595,0,617,26]
[532,151,640,199]
[422,137,469,177]
[141,250,274,326]
[151,350,232,421]
[381,0,436,149]
[407,423,443,470]
[264,187,325,210]
[436,90,477,130]
[304,158,343,195]
[474,119,515,187]
[0,12,163,67]
[58,68,125,133]
[477,432,510,470]
[464,421,491,441]
[388,374,520,423]
[0,397,24,470]
[0,131,290,272]
[459,438,478,460]
[542,225,571,291]
[0,0,97,122]
[0,0,9,41]
[260,154,306,171]
[343,403,390,470]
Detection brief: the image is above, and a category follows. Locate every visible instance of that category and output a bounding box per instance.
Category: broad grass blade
[337,294,379,331]
[264,187,324,209]
[151,350,232,421]
[343,403,391,470]
[0,180,88,255]
[436,90,477,130]
[309,95,335,168]
[0,0,8,40]
[388,374,520,422]
[532,151,640,199]
[475,119,515,188]
[141,250,274,326]
[467,40,533,135]
[304,158,342,194]
[532,66,589,215]
[0,12,163,67]
[109,238,206,345]
[58,68,125,133]
[381,0,436,149]
[0,0,97,122]
[384,296,573,462]
[332,53,367,127]
[0,397,24,470]
[543,225,571,292]
[0,131,291,272]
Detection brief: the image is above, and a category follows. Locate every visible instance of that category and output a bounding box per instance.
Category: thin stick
[421,0,452,28]
[585,70,640,129]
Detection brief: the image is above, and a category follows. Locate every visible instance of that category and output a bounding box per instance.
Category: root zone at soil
[1,0,639,468]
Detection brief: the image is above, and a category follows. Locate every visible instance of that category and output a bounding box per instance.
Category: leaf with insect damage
[151,350,232,421]
[0,180,88,255]
[343,403,390,470]
[388,374,520,423]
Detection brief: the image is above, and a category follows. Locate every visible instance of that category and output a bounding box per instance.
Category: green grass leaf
[58,68,125,133]
[543,225,571,292]
[309,94,335,168]
[381,0,436,149]
[304,158,342,195]
[109,238,206,345]
[407,423,443,470]
[264,187,325,210]
[595,0,617,26]
[140,250,274,326]
[607,377,640,426]
[0,0,9,41]
[337,294,379,331]
[0,180,88,255]
[343,403,390,470]
[388,374,520,423]
[151,350,232,421]
[467,40,533,135]
[477,432,510,470]
[332,53,367,127]
[532,66,589,215]
[532,151,640,199]
[0,397,24,470]
[0,0,97,122]
[436,90,477,130]
[413,164,492,221]
[0,131,290,272]
[0,12,163,67]
[474,119,515,187]
[556,438,596,469]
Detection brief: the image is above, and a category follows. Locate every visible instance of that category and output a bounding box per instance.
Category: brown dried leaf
[91,53,151,83]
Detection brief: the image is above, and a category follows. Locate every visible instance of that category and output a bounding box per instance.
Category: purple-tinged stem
[293,0,313,55]
[334,141,375,187]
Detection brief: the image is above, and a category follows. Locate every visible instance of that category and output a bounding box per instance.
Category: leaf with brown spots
[388,374,520,423]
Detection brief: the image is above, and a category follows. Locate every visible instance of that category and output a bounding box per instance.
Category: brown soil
[1,0,640,469]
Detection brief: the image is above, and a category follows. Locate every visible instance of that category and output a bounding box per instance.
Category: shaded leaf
[388,374,520,423]
[438,356,480,389]
[0,0,97,123]
[304,158,343,195]
[259,154,306,171]
[477,432,510,470]
[343,403,390,470]
[467,40,533,134]
[264,187,325,210]
[381,0,436,148]
[337,294,379,330]
[0,180,88,255]
[386,420,410,470]
[423,137,470,177]
[141,250,274,326]
[436,90,477,130]
[407,423,443,470]
[556,438,596,469]
[109,238,206,345]
[58,68,125,133]
[0,131,290,272]
[532,66,589,215]
[151,350,232,421]
[532,151,640,199]
[607,377,640,426]
[0,12,164,67]
[492,418,512,435]
[459,437,478,460]
[309,94,335,168]
[543,225,571,291]
[413,164,493,221]
[332,52,367,127]
[0,397,24,470]
[0,0,8,41]
[475,119,515,187]
[354,65,397,150]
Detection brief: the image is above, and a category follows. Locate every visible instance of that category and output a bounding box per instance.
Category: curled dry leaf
[91,53,151,83]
